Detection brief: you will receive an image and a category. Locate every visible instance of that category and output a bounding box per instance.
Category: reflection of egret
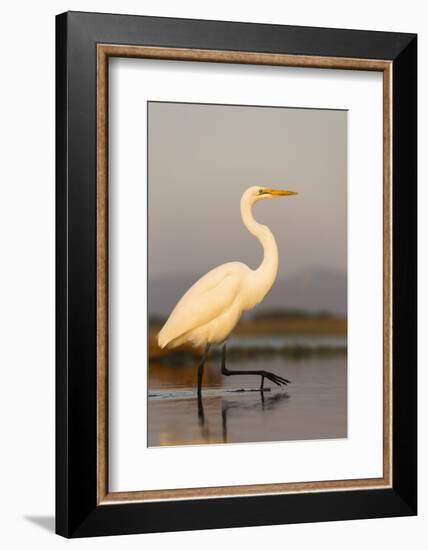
[195,389,290,444]
[158,186,297,394]
[221,391,290,442]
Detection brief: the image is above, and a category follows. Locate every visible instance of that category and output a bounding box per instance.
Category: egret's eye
[258,189,265,195]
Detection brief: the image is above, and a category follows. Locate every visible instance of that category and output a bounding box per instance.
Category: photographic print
[148,101,347,447]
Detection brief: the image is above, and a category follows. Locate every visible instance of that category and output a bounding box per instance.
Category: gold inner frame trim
[96,44,393,505]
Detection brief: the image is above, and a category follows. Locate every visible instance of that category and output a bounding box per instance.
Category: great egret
[157,186,297,394]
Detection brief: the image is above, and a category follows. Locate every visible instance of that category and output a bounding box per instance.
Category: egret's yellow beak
[262,188,298,197]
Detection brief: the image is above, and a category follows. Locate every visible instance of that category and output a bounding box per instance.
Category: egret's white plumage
[157,186,297,350]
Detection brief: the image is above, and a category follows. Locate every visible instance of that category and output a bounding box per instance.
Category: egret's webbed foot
[220,343,290,390]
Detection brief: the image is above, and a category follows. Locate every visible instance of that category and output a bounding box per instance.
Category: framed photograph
[56,11,417,537]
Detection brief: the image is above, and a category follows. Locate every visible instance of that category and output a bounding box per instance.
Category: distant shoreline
[148,315,347,361]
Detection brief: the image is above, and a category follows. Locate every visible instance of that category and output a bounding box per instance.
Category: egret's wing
[157,264,244,348]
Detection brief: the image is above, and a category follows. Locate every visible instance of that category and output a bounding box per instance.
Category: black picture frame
[56,11,417,538]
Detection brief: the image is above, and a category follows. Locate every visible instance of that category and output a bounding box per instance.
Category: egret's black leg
[197,344,211,396]
[220,343,228,376]
[221,402,228,443]
[196,391,212,442]
[221,343,290,389]
[197,391,205,425]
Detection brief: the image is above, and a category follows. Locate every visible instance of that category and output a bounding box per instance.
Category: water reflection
[221,392,290,443]
[196,389,290,443]
[148,355,347,447]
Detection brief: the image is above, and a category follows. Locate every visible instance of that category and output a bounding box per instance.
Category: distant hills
[148,268,347,319]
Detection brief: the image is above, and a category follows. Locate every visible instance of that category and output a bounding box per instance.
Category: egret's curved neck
[240,195,279,299]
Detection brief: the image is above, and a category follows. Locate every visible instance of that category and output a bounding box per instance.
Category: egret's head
[244,186,298,203]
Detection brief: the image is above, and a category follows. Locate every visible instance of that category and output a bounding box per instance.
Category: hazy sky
[148,102,347,281]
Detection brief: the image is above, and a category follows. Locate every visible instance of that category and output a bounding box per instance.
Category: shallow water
[148,353,347,447]
[227,334,347,351]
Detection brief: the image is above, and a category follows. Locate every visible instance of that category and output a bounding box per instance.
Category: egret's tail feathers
[157,327,181,349]
[157,328,170,350]
[157,325,194,350]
